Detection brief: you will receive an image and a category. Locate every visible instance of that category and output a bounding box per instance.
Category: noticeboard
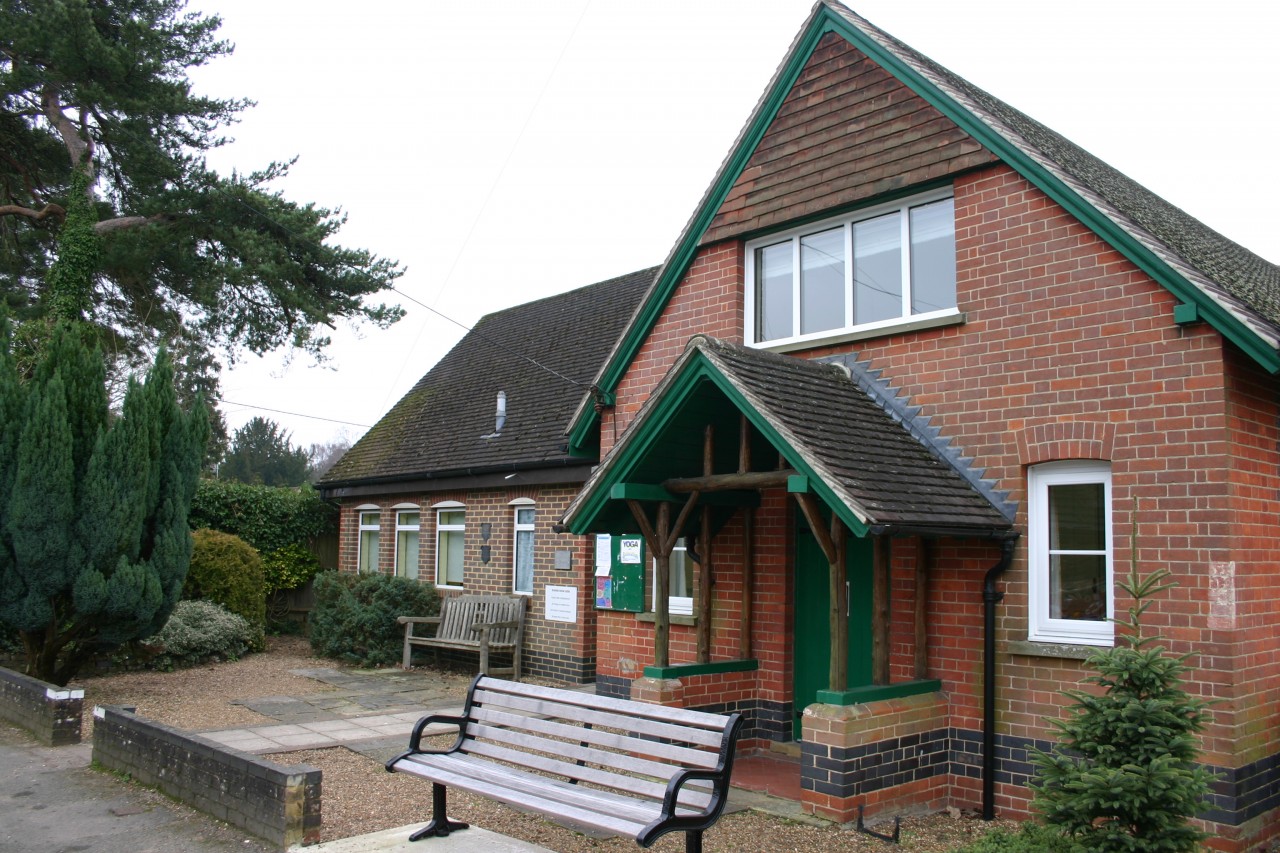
[592,533,646,613]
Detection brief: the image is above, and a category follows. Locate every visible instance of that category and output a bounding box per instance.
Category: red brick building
[557,3,1280,849]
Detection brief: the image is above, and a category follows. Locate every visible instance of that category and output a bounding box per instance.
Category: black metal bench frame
[386,675,743,852]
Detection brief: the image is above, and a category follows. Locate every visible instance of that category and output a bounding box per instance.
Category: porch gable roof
[561,336,1015,538]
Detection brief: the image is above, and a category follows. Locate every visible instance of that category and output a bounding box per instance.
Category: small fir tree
[1030,550,1215,851]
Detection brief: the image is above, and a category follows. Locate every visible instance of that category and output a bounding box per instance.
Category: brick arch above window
[1016,420,1116,467]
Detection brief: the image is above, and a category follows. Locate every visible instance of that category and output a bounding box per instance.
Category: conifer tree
[1030,557,1215,851]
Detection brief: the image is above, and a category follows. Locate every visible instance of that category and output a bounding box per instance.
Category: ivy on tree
[1031,563,1216,852]
[0,0,404,381]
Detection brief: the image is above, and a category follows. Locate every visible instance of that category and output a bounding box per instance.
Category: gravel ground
[72,638,1019,851]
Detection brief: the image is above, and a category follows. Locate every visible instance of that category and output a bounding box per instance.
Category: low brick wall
[92,705,321,847]
[800,691,950,822]
[0,666,83,746]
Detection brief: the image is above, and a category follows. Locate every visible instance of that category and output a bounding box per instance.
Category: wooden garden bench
[386,676,743,853]
[398,594,527,680]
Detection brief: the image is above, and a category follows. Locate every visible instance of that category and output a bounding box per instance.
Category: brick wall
[336,484,597,682]
[0,666,82,746]
[92,705,321,847]
[596,160,1278,845]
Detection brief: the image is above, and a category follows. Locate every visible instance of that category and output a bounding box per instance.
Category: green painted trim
[1173,302,1200,325]
[815,679,942,706]
[643,659,759,679]
[787,475,811,493]
[562,2,1280,453]
[611,483,677,502]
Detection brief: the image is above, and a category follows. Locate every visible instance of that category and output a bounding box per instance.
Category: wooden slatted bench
[399,594,526,680]
[386,675,743,853]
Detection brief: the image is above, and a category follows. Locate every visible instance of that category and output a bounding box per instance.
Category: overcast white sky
[186,0,1280,451]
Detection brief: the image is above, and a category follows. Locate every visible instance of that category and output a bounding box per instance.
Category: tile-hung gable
[566,0,1280,456]
[322,266,655,493]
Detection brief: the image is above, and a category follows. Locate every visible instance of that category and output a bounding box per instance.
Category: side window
[435,506,465,588]
[651,537,693,616]
[394,508,420,580]
[1028,462,1114,645]
[356,507,380,574]
[513,504,535,595]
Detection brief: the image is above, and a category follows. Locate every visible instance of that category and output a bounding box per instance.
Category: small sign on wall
[545,585,578,623]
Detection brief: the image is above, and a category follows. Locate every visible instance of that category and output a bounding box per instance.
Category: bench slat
[468,700,720,770]
[475,678,732,732]
[470,705,722,779]
[467,718,718,776]
[472,688,725,750]
[393,754,649,839]
[462,725,714,808]
[410,638,516,651]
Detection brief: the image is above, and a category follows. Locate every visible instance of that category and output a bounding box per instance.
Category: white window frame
[744,187,959,350]
[393,503,420,580]
[355,505,380,574]
[433,501,466,589]
[651,538,693,617]
[511,498,535,596]
[1028,461,1114,645]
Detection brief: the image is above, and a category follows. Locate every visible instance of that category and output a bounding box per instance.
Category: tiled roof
[827,0,1280,348]
[320,267,656,487]
[696,337,1014,533]
[565,335,1014,536]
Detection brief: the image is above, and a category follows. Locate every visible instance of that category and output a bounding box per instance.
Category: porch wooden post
[872,536,891,685]
[697,506,712,663]
[737,414,753,660]
[653,502,672,669]
[914,537,930,680]
[829,513,848,693]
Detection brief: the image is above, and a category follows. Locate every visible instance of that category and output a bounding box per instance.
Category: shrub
[184,529,267,651]
[309,571,440,667]
[955,823,1082,853]
[261,543,322,594]
[141,600,254,670]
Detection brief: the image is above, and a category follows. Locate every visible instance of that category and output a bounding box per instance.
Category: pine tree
[1030,558,1215,851]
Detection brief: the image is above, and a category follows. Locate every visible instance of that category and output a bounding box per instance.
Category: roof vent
[482,391,506,439]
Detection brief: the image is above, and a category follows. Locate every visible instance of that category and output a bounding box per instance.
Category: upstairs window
[746,190,957,347]
[1028,462,1114,645]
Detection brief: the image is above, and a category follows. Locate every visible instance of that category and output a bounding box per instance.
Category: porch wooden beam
[738,413,751,474]
[665,491,701,554]
[614,482,756,507]
[663,469,797,494]
[872,536,891,685]
[792,492,837,565]
[914,537,931,680]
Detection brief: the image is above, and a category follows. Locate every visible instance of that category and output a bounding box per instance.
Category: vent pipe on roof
[483,391,507,439]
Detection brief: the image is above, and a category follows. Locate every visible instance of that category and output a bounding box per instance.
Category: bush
[141,600,254,670]
[262,543,322,594]
[184,529,267,651]
[309,571,440,667]
[955,824,1082,853]
[190,479,336,555]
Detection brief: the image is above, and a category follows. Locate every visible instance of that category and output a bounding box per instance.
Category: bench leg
[408,783,469,841]
[685,830,703,853]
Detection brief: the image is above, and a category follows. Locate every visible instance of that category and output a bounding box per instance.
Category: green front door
[793,524,873,739]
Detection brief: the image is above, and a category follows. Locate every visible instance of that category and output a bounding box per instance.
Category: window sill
[1008,640,1109,660]
[751,310,965,354]
[635,612,697,627]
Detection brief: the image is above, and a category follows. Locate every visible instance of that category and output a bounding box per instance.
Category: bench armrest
[384,712,468,772]
[397,616,442,625]
[637,767,729,845]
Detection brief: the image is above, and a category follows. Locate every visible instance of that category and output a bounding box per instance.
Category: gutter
[981,535,1019,821]
[317,457,593,498]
